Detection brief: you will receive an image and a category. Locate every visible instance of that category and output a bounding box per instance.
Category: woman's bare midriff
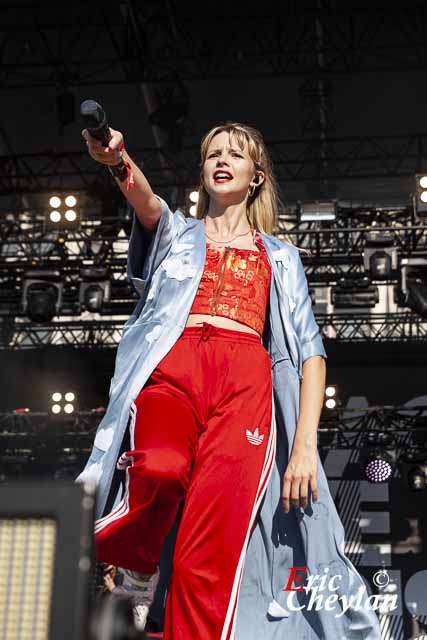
[185,313,261,337]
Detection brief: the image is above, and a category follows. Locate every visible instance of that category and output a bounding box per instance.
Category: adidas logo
[246,427,264,446]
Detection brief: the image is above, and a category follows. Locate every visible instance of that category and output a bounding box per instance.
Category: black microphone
[80,99,128,183]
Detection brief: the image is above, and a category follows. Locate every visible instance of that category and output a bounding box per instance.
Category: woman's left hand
[282,445,318,512]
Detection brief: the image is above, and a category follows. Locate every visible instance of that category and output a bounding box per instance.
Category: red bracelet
[119,141,135,191]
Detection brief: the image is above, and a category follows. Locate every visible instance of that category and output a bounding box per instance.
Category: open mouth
[213,171,233,183]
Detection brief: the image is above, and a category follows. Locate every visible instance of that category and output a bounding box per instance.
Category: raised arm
[81,127,161,233]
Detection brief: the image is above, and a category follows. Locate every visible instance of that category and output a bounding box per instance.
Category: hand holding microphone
[80,99,134,188]
[81,126,124,166]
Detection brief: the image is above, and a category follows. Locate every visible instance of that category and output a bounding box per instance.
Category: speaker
[0,481,95,640]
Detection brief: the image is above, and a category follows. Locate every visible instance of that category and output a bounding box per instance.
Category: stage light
[65,209,77,222]
[22,270,63,323]
[189,191,199,203]
[79,267,111,313]
[49,196,61,208]
[332,276,379,308]
[414,174,427,217]
[363,452,393,483]
[363,231,397,280]
[297,201,337,222]
[407,464,427,491]
[325,386,336,397]
[46,194,80,230]
[50,391,77,415]
[396,258,427,317]
[189,205,197,217]
[49,210,61,223]
[65,195,77,207]
[325,398,336,409]
[0,482,95,639]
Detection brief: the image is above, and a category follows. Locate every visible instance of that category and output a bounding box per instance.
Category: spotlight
[414,174,427,217]
[49,196,61,209]
[297,201,337,222]
[323,384,340,412]
[396,258,427,317]
[46,194,80,230]
[49,210,61,223]
[363,231,397,280]
[189,205,197,217]
[363,452,394,483]
[189,191,199,203]
[79,267,111,313]
[22,270,63,323]
[65,195,77,208]
[407,463,427,491]
[332,276,379,308]
[65,209,77,222]
[50,391,77,414]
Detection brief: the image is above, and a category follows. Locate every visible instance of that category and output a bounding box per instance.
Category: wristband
[108,142,135,191]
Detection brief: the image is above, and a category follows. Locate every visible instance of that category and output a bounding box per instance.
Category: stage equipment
[324,385,339,410]
[297,200,337,222]
[361,431,395,483]
[79,267,111,313]
[362,451,394,483]
[363,231,397,280]
[46,194,80,230]
[396,257,427,317]
[331,276,379,308]
[407,463,427,491]
[0,481,95,640]
[50,391,77,415]
[414,173,427,217]
[22,270,63,323]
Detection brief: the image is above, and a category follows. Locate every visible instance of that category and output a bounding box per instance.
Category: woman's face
[201,130,259,204]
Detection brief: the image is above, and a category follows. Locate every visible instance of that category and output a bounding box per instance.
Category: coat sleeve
[291,249,327,363]
[127,195,181,297]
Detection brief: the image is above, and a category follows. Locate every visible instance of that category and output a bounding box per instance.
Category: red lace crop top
[189,225,272,335]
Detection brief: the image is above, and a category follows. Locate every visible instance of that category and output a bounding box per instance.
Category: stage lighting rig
[50,392,77,415]
[22,270,63,323]
[361,431,395,484]
[414,174,427,218]
[363,231,397,280]
[297,201,337,223]
[331,276,379,309]
[46,194,80,230]
[185,188,199,218]
[79,267,111,313]
[395,257,427,317]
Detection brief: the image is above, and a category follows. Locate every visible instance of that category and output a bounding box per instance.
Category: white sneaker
[133,604,150,631]
[119,566,160,631]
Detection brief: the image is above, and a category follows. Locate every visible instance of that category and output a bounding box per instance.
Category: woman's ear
[252,171,265,187]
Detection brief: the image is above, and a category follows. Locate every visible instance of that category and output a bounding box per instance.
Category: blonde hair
[195,122,291,241]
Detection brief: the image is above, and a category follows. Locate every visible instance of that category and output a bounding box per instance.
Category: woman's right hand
[81,127,124,166]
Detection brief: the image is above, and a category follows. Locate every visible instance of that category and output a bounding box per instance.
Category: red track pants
[94,322,276,639]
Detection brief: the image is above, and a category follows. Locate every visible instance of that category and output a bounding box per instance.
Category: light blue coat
[76,196,381,639]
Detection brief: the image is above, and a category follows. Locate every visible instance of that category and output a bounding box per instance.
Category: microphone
[80,99,128,183]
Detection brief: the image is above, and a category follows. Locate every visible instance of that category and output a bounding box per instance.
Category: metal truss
[2,4,427,89]
[1,405,425,453]
[2,133,427,196]
[318,312,427,342]
[1,313,426,350]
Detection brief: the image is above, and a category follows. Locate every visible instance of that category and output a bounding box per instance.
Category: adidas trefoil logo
[246,427,264,446]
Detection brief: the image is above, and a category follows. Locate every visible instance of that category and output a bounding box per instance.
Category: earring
[248,184,256,197]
